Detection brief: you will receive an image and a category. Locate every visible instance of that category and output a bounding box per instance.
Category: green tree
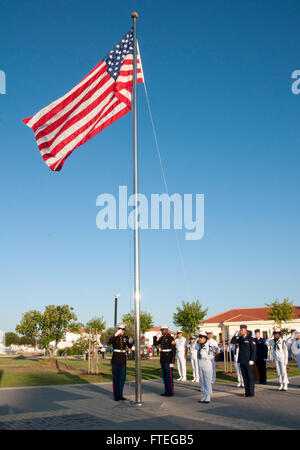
[19,336,36,346]
[85,316,106,333]
[5,332,20,346]
[173,300,208,339]
[100,327,115,345]
[122,310,154,333]
[67,336,89,355]
[265,297,294,329]
[16,305,81,357]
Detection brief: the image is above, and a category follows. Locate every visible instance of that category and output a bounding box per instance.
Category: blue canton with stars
[103,28,134,81]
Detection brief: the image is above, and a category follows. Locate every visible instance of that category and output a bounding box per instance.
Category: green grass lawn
[0,356,299,388]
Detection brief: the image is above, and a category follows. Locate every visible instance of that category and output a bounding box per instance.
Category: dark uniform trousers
[108,335,132,401]
[255,338,268,384]
[231,334,256,396]
[161,363,174,396]
[112,364,126,400]
[240,364,255,395]
[255,359,267,383]
[156,334,176,396]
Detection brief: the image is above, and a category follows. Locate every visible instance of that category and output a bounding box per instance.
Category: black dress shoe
[248,394,255,397]
[160,393,174,397]
[120,397,128,400]
[114,398,120,401]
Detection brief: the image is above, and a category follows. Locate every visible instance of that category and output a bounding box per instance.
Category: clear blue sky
[0,0,299,333]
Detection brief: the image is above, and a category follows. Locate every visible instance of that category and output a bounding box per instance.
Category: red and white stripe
[23,50,143,171]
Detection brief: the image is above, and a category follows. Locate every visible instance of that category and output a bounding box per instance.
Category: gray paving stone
[0,376,299,430]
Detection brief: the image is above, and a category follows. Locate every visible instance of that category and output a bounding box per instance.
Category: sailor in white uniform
[291,331,300,373]
[206,332,219,383]
[197,332,213,403]
[189,336,199,382]
[267,329,289,391]
[175,331,188,381]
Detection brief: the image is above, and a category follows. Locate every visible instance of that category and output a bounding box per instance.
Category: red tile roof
[203,306,300,324]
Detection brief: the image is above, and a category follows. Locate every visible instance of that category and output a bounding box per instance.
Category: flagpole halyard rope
[142,76,191,301]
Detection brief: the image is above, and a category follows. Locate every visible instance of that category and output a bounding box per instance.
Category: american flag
[23,28,144,171]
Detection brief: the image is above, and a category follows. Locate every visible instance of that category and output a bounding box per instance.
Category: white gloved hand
[115,329,122,337]
[249,360,254,365]
[264,359,268,362]
[170,364,174,368]
[129,337,133,344]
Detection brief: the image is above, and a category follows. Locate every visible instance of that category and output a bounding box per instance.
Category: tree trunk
[47,344,56,358]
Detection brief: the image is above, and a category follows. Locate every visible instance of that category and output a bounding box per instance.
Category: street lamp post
[114,293,120,327]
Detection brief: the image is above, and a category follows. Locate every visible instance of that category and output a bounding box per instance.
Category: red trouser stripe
[112,364,115,397]
[170,367,174,394]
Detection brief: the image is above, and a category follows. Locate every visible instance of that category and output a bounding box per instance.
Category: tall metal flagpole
[131,11,142,406]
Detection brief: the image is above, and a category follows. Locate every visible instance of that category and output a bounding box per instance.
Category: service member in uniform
[254,329,268,384]
[189,336,200,382]
[232,340,244,388]
[206,332,219,383]
[231,324,256,397]
[108,323,133,401]
[175,331,188,381]
[197,331,213,403]
[291,331,300,373]
[267,329,289,391]
[156,325,176,396]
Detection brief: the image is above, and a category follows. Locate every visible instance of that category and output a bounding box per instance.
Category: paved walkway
[0,376,300,430]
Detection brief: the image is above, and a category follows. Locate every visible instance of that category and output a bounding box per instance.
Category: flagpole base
[130,401,143,407]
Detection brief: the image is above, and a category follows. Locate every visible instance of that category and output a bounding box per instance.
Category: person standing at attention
[231,325,256,397]
[175,331,188,381]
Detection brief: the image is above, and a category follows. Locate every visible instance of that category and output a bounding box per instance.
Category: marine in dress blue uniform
[156,325,176,397]
[231,324,256,397]
[108,323,133,401]
[254,329,268,384]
